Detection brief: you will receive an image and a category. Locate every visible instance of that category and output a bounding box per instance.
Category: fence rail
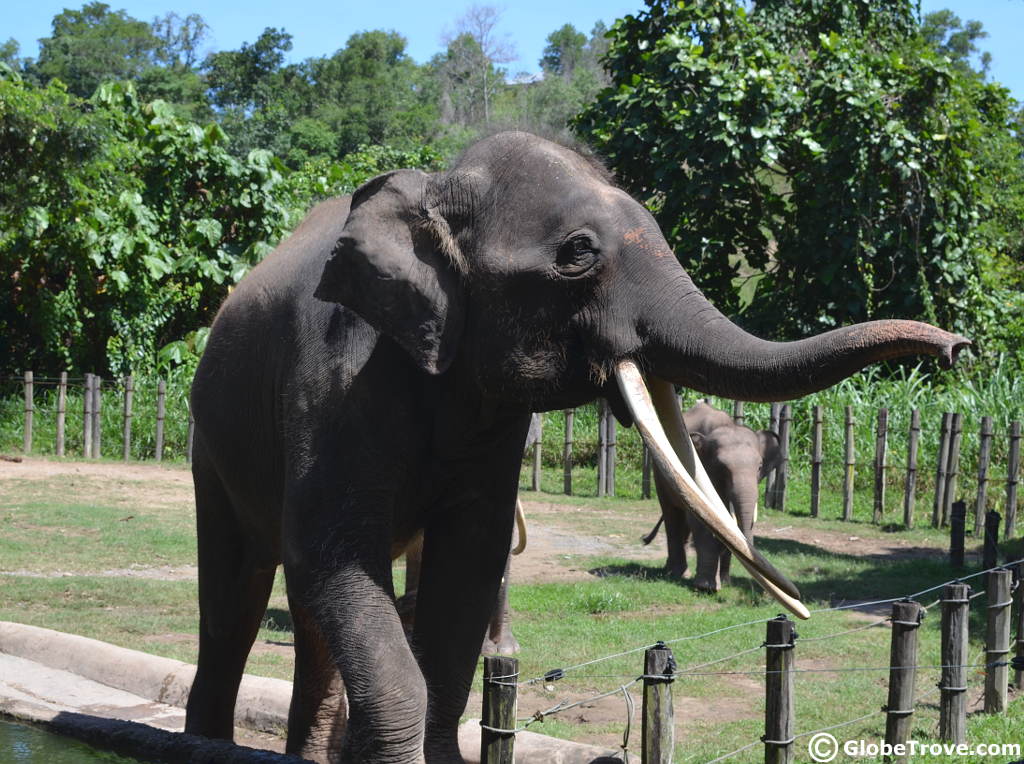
[479,561,1024,763]
[5,373,1024,535]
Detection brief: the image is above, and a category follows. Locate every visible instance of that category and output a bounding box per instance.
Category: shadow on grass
[586,535,999,613]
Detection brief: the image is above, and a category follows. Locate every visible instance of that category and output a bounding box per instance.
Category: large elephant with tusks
[185,131,967,762]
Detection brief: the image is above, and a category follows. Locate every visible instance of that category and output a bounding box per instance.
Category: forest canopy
[2,0,1022,379]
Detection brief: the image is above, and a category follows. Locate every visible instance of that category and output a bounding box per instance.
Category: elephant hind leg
[185,453,277,741]
[285,596,348,762]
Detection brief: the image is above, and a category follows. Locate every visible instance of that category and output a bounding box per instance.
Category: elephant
[183,130,967,763]
[397,497,526,655]
[643,401,782,591]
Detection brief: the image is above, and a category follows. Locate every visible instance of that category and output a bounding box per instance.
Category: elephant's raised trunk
[641,272,969,402]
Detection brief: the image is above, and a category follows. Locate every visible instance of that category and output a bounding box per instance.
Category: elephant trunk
[726,478,760,548]
[640,270,969,403]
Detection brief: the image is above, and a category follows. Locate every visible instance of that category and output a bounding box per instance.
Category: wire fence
[482,560,1024,763]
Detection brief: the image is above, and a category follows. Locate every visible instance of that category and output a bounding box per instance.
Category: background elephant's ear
[689,431,706,453]
[314,169,464,375]
[757,430,783,479]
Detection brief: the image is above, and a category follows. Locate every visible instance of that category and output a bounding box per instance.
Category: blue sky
[5,0,1022,102]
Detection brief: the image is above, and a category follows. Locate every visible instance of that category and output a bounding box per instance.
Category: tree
[574,0,1019,353]
[921,9,991,75]
[540,24,586,77]
[0,74,294,374]
[33,2,161,97]
[437,4,516,126]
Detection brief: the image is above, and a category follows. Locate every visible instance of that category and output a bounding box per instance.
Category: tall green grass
[0,370,192,461]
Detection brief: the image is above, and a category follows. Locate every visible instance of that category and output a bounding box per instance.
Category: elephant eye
[554,233,599,277]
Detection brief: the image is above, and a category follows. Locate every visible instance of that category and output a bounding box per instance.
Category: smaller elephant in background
[644,401,782,592]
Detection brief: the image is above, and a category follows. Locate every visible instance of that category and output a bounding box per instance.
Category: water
[0,718,139,763]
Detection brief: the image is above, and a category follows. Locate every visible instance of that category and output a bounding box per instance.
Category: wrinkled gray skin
[184,131,967,763]
[647,402,781,591]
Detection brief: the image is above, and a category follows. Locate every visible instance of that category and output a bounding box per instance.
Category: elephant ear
[757,430,783,479]
[314,169,464,375]
[689,431,707,455]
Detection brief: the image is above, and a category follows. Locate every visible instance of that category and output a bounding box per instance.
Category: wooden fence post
[884,600,922,761]
[563,409,574,496]
[642,445,652,500]
[773,404,792,511]
[155,379,166,463]
[732,400,744,426]
[974,417,994,537]
[810,405,823,518]
[481,655,517,764]
[843,406,855,521]
[642,643,675,764]
[983,511,1000,570]
[56,372,67,457]
[984,569,1012,713]
[122,375,134,461]
[942,413,963,528]
[1015,564,1024,690]
[1007,422,1021,538]
[92,376,103,458]
[22,371,33,454]
[939,582,970,744]
[933,412,952,527]
[531,414,542,492]
[606,408,617,498]
[83,374,93,459]
[765,403,781,507]
[873,407,888,524]
[764,616,795,764]
[949,500,966,569]
[903,409,920,529]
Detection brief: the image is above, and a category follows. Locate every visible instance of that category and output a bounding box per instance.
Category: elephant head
[692,424,780,537]
[315,131,968,617]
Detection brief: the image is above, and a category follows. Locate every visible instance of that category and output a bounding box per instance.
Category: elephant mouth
[614,360,810,620]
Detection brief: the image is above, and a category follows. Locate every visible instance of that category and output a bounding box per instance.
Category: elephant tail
[511,498,527,555]
[641,516,663,546]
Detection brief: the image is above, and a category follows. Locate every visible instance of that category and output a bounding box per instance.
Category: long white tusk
[646,378,803,603]
[511,498,527,555]
[615,360,809,620]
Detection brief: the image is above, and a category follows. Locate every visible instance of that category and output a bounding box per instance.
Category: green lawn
[0,460,1020,762]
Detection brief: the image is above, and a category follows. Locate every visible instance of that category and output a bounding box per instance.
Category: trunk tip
[940,334,971,369]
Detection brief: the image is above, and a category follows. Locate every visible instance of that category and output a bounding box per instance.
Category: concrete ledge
[1,621,634,762]
[0,621,290,734]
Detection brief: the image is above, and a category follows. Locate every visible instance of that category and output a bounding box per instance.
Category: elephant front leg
[689,520,725,592]
[284,510,427,763]
[413,488,520,760]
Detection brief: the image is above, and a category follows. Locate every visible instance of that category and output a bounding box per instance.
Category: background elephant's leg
[689,520,725,592]
[654,470,688,578]
[719,546,732,585]
[284,595,347,762]
[482,550,519,655]
[404,532,423,596]
[185,455,276,741]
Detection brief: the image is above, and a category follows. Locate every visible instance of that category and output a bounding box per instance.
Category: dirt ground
[1,457,956,753]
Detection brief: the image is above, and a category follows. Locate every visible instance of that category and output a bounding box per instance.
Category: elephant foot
[665,562,688,579]
[692,575,721,593]
[482,630,520,656]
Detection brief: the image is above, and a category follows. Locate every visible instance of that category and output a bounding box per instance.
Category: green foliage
[0,75,293,375]
[32,2,161,98]
[574,0,1021,355]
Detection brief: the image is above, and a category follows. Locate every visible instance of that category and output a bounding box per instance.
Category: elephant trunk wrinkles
[642,271,969,403]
